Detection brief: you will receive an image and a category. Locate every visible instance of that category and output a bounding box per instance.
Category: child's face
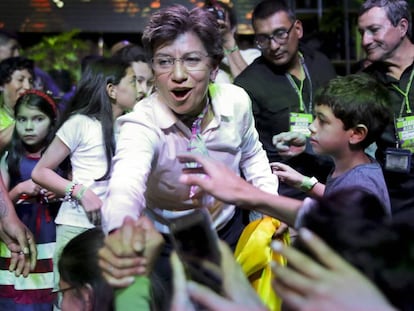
[114,66,138,112]
[309,104,352,156]
[15,104,51,149]
[131,61,154,100]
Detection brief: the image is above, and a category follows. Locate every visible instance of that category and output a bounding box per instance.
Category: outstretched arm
[271,162,325,198]
[177,153,303,227]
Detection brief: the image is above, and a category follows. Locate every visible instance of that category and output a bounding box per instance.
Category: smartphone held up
[169,208,223,295]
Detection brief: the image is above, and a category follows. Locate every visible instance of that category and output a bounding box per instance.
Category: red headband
[20,89,58,115]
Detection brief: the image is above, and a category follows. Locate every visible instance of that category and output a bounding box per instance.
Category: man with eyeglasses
[234,0,336,201]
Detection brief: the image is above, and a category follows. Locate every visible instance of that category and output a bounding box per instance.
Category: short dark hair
[142,4,223,66]
[359,0,412,38]
[314,73,392,149]
[252,0,296,27]
[112,43,150,64]
[0,56,34,86]
[59,228,114,311]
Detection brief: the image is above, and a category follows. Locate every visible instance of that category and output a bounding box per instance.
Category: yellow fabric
[235,217,290,311]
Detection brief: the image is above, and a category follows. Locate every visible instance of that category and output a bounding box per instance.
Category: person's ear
[349,124,368,145]
[106,83,117,101]
[294,20,303,40]
[80,284,94,311]
[209,64,219,82]
[398,18,409,38]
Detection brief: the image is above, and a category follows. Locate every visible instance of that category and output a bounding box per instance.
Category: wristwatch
[300,176,318,192]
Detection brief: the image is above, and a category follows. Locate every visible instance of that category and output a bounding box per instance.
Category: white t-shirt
[55,114,108,228]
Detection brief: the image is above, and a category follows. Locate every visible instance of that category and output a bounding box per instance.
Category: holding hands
[16,179,42,198]
[98,216,164,287]
[14,180,59,203]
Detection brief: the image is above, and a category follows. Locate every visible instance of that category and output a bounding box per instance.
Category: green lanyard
[285,53,312,113]
[392,67,414,115]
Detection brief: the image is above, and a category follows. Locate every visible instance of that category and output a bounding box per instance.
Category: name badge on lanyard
[286,52,313,137]
[385,148,411,173]
[385,116,413,173]
[289,112,313,136]
[395,115,414,152]
[385,69,414,173]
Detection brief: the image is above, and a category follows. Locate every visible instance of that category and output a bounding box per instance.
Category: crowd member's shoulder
[234,56,269,84]
[299,42,327,60]
[299,42,336,78]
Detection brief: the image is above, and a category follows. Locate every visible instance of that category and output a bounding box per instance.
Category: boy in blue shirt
[178,73,393,225]
[272,73,392,216]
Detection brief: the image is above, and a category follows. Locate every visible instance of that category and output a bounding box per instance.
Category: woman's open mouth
[171,88,191,100]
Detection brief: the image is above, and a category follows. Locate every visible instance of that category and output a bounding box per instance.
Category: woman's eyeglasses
[151,52,210,73]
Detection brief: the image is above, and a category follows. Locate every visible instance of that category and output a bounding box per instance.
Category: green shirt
[115,276,151,311]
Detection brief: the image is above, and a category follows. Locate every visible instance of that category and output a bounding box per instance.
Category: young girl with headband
[0,89,62,310]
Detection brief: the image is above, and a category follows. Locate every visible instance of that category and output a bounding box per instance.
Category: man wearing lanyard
[358,0,414,214]
[234,0,336,200]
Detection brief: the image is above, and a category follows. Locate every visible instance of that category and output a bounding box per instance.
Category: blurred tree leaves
[23,30,92,83]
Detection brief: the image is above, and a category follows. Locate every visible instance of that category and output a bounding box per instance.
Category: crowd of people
[0,0,413,310]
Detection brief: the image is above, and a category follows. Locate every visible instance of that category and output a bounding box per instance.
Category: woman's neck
[177,98,209,129]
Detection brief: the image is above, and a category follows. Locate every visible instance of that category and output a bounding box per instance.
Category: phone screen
[169,209,223,294]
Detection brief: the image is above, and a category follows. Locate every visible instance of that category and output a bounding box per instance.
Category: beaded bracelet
[64,182,78,201]
[224,44,239,55]
[75,185,88,201]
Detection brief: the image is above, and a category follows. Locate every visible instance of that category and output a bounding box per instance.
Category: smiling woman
[102,3,280,298]
[0,56,34,152]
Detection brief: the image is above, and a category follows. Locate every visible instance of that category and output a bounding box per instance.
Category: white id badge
[385,148,412,173]
[289,113,313,137]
